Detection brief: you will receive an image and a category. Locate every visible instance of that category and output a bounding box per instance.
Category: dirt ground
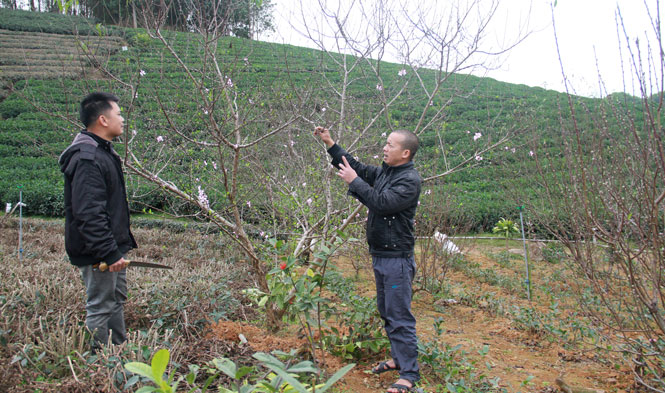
[207,243,633,393]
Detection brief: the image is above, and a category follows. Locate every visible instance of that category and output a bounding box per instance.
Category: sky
[261,0,664,98]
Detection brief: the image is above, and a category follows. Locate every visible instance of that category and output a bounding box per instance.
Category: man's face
[383,132,409,166]
[100,101,124,140]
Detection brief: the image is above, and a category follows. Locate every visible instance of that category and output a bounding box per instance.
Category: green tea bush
[0,96,31,119]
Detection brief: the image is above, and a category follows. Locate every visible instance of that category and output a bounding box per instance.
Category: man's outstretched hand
[337,156,358,184]
[314,126,334,148]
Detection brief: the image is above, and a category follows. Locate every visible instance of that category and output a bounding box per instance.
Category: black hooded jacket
[327,144,421,257]
[58,131,137,266]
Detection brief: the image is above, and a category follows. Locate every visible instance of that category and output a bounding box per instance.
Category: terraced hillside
[0,8,594,232]
[0,29,123,80]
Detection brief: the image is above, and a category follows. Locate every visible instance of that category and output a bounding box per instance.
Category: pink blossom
[475,155,483,161]
[376,84,383,91]
[212,162,217,170]
[197,186,210,209]
[302,182,306,187]
[139,69,146,76]
[473,132,482,141]
[373,155,379,159]
[204,160,208,166]
[247,201,251,208]
[424,189,431,195]
[381,132,387,137]
[132,129,137,136]
[321,107,326,112]
[511,148,516,153]
[156,136,164,142]
[529,150,535,156]
[398,69,407,77]
[306,198,313,206]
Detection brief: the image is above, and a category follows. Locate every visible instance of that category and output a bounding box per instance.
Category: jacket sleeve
[327,143,382,186]
[70,156,123,264]
[348,172,420,215]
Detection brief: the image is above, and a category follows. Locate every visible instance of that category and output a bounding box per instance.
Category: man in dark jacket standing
[314,126,421,393]
[59,92,137,351]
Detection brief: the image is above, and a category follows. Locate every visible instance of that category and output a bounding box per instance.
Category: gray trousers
[372,255,420,383]
[79,265,127,350]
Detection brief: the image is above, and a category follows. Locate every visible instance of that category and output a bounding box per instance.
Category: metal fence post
[518,206,531,301]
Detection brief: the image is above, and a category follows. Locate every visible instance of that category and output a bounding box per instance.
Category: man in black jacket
[59,92,137,350]
[314,126,421,393]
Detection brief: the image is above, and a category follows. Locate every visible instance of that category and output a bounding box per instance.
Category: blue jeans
[372,255,420,383]
[79,265,127,350]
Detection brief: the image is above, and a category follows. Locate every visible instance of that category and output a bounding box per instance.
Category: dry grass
[0,216,253,392]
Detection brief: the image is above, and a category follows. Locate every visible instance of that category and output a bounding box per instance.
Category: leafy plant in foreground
[124,348,354,392]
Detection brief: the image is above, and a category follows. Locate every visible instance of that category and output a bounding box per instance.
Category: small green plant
[492,218,520,248]
[541,242,566,264]
[124,348,177,393]
[417,320,502,392]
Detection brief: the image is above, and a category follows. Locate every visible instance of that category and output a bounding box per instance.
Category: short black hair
[393,129,419,160]
[80,92,119,127]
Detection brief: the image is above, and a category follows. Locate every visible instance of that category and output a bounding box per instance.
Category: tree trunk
[132,2,137,28]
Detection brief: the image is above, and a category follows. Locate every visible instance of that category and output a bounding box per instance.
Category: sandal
[386,382,417,392]
[372,360,400,374]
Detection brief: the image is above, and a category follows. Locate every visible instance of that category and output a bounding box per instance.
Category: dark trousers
[79,265,127,350]
[372,255,420,382]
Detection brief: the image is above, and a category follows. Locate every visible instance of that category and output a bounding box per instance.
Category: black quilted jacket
[58,131,137,266]
[328,144,421,257]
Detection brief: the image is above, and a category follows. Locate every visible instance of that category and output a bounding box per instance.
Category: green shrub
[0,97,31,119]
[541,242,566,263]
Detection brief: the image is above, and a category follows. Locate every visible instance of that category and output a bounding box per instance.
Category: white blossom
[475,155,483,161]
[197,186,210,209]
[398,69,407,77]
[156,136,164,142]
[321,107,326,112]
[376,84,383,91]
[473,132,482,141]
[529,150,535,156]
[121,46,128,51]
[139,69,146,76]
[306,198,313,206]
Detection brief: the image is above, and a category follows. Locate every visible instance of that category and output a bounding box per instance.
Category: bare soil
[206,243,633,393]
